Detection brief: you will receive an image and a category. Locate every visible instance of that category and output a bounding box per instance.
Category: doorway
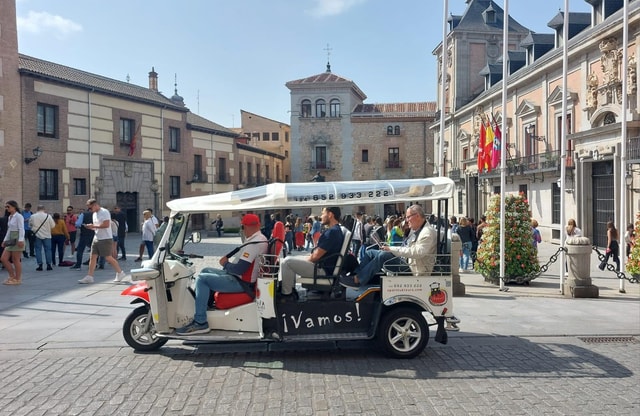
[117,192,139,233]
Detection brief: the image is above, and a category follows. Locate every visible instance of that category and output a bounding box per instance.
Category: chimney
[149,67,158,91]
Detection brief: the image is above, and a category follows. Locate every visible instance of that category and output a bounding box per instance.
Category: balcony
[385,159,402,169]
[628,137,640,163]
[186,171,208,184]
[309,161,334,170]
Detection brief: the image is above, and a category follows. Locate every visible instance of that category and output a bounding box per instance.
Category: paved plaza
[0,235,638,415]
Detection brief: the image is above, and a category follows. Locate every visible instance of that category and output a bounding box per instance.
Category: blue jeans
[34,237,52,266]
[460,242,472,270]
[51,235,66,264]
[143,240,154,258]
[355,249,408,286]
[193,268,244,323]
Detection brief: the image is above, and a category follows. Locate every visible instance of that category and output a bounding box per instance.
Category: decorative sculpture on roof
[628,53,637,96]
[586,72,599,110]
[599,37,622,85]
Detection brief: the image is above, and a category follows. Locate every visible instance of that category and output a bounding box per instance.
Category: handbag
[6,238,17,246]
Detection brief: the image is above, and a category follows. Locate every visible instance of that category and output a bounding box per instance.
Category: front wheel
[377,307,428,358]
[123,305,168,352]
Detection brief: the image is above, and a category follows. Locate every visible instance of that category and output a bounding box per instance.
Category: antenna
[323,43,333,72]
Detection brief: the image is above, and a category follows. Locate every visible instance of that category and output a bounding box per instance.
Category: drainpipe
[88,89,94,195]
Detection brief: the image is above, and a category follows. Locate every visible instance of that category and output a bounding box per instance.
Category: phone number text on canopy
[287,189,391,203]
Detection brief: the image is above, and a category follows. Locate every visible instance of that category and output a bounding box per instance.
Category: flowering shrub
[475,193,540,280]
[626,212,640,275]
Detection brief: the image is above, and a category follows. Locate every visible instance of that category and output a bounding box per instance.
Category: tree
[475,193,540,282]
[626,212,640,276]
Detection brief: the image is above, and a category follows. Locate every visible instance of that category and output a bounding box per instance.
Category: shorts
[91,239,113,257]
[68,230,77,244]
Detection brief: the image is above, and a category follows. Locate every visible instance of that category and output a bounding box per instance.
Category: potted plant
[626,212,640,278]
[475,193,541,284]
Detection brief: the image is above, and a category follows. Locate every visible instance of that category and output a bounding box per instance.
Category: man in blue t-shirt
[278,206,343,300]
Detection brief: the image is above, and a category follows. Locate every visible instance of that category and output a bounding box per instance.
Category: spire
[324,43,332,73]
[170,73,185,106]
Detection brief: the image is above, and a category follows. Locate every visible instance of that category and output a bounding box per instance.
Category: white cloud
[17,11,82,37]
[307,0,367,18]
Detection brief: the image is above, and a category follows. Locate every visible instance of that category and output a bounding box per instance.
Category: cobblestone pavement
[0,235,638,415]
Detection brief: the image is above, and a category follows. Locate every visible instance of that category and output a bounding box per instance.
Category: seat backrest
[331,226,352,275]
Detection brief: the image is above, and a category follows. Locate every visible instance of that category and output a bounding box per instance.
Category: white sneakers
[78,275,94,284]
[114,271,127,282]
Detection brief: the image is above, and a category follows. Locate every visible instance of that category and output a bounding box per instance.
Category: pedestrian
[29,205,55,271]
[213,214,224,238]
[0,210,8,264]
[141,210,157,259]
[599,221,620,271]
[64,206,78,256]
[50,212,70,266]
[456,217,474,271]
[136,208,158,261]
[351,212,364,257]
[531,219,542,252]
[22,203,34,258]
[78,199,127,284]
[566,218,582,238]
[71,208,103,270]
[112,206,128,260]
[1,200,25,285]
[624,223,635,259]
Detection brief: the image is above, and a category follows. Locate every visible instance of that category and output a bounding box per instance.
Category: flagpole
[559,0,569,294]
[498,0,509,291]
[619,0,629,293]
[439,0,448,178]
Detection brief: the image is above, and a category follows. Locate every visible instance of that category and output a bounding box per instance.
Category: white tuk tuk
[122,177,457,358]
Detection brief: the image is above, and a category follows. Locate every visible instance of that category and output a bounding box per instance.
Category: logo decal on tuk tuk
[428,282,448,306]
[279,302,372,335]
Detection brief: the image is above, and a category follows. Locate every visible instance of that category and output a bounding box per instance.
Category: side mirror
[191,231,201,243]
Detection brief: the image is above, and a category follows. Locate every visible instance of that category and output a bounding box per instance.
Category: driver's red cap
[241,214,260,226]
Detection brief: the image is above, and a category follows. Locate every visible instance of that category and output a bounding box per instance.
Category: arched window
[315,99,326,118]
[394,125,400,135]
[329,99,340,117]
[387,126,393,135]
[301,100,311,118]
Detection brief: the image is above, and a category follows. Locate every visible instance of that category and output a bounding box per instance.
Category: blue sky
[16,0,590,127]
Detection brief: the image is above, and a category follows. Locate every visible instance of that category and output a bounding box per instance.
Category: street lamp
[24,146,43,164]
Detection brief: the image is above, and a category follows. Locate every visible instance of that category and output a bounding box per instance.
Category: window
[301,100,312,117]
[315,99,326,118]
[256,163,262,184]
[73,178,86,196]
[271,132,279,141]
[329,99,340,117]
[276,165,280,182]
[37,103,57,138]
[394,125,400,135]
[315,146,327,169]
[285,150,289,158]
[519,184,528,195]
[39,169,58,200]
[169,127,180,152]
[552,182,560,224]
[170,176,180,199]
[285,132,289,142]
[262,132,270,141]
[194,155,202,181]
[247,163,253,184]
[252,132,260,140]
[362,149,369,162]
[388,147,400,168]
[387,125,400,135]
[239,162,243,184]
[266,164,270,180]
[556,113,573,156]
[120,118,135,144]
[387,126,393,135]
[218,157,227,183]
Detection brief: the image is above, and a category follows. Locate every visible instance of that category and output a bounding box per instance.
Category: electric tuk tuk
[122,177,457,358]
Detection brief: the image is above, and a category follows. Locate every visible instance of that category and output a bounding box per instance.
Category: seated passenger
[176,214,268,335]
[339,204,436,288]
[278,206,343,301]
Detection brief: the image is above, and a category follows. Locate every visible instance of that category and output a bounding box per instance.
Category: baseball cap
[241,214,260,226]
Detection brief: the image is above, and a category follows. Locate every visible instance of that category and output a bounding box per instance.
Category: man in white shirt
[29,205,55,271]
[78,199,127,284]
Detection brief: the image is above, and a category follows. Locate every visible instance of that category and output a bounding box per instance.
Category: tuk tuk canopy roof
[167,177,455,214]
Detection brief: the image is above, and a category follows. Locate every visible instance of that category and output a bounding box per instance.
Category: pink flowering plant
[626,212,640,276]
[475,193,540,281]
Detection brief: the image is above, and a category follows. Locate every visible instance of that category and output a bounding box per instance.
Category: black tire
[377,307,429,358]
[122,305,168,352]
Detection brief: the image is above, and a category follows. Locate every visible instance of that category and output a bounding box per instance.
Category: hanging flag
[129,123,141,157]
[477,118,486,172]
[491,116,502,169]
[484,118,494,173]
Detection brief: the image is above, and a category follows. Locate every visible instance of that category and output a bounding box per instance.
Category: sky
[15,0,591,128]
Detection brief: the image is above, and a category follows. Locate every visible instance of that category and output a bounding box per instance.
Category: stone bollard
[564,236,599,298]
[450,233,465,296]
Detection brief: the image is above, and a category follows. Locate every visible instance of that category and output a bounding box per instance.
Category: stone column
[450,233,465,296]
[564,236,599,298]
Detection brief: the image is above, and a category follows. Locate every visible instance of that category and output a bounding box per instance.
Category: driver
[339,204,436,288]
[176,214,268,335]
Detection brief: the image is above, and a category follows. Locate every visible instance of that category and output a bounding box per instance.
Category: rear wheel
[377,307,428,358]
[123,306,168,352]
